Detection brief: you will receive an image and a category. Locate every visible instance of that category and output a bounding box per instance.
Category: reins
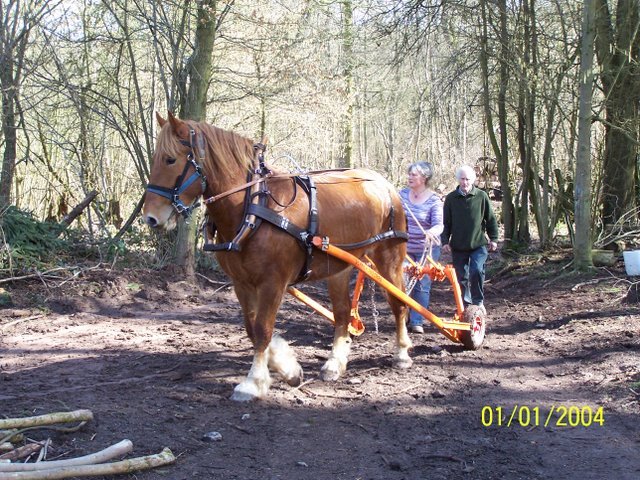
[202,168,369,206]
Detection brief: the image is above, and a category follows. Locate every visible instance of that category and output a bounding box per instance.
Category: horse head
[143,112,207,230]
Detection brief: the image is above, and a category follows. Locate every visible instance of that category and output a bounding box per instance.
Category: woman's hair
[455,165,476,182]
[408,161,433,182]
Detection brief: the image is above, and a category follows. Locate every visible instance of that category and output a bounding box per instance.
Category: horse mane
[155,119,256,182]
[198,122,256,181]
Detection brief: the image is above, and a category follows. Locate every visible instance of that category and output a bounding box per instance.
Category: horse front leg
[321,269,353,381]
[231,283,303,402]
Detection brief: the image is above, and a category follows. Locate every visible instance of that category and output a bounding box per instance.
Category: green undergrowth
[0,206,193,276]
[1,206,68,270]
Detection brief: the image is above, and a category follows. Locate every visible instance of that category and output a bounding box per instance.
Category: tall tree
[174,0,225,277]
[594,0,640,225]
[0,0,60,207]
[575,0,597,270]
[337,0,355,169]
[480,0,515,244]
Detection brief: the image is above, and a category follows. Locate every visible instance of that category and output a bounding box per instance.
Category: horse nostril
[146,215,158,228]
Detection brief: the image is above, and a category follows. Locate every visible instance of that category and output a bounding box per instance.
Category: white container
[623,250,640,276]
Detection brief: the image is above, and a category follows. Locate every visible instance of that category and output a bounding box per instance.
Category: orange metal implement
[310,236,470,344]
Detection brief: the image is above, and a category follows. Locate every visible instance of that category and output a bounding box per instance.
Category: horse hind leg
[268,334,303,387]
[321,269,353,381]
[369,246,413,369]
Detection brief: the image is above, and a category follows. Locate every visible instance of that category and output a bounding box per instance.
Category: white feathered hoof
[230,381,263,402]
[282,365,304,387]
[268,335,304,387]
[320,358,345,382]
[393,354,413,370]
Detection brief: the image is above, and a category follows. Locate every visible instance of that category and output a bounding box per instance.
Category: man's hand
[488,241,498,252]
[442,244,451,254]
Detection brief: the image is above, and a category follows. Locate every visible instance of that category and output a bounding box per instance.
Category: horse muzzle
[143,206,177,231]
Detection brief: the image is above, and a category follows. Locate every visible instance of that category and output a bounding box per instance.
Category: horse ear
[156,112,167,127]
[167,111,190,140]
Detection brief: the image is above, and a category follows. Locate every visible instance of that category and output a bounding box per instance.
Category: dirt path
[1,262,639,479]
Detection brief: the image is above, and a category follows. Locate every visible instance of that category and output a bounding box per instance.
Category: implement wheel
[461,305,486,350]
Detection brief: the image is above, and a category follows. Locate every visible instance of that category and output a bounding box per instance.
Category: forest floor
[1,249,639,480]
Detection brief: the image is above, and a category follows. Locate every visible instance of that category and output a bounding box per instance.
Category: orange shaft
[351,270,366,312]
[313,237,460,343]
[287,287,335,323]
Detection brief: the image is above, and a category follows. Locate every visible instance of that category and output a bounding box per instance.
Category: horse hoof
[393,356,413,370]
[320,359,344,382]
[230,382,262,402]
[284,366,304,387]
[320,368,340,382]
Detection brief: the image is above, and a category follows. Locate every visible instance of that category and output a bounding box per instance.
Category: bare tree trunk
[594,0,640,225]
[574,0,596,270]
[0,58,17,208]
[175,0,219,278]
[480,0,514,244]
[337,0,354,169]
[0,0,59,208]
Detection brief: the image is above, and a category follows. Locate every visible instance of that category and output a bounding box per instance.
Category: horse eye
[166,157,176,165]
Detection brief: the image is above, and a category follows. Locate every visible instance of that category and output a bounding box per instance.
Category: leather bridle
[146,128,207,219]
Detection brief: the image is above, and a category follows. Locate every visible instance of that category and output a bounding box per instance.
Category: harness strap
[295,176,318,281]
[202,170,372,206]
[246,204,309,243]
[203,144,268,252]
[247,203,408,252]
[334,230,408,250]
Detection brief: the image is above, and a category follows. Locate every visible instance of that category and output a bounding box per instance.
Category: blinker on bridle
[146,128,207,220]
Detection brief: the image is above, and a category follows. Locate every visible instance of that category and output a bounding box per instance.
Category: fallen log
[0,411,93,430]
[0,447,175,480]
[60,190,98,227]
[0,440,133,472]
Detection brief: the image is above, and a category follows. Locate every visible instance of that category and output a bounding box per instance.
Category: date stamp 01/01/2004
[481,405,605,428]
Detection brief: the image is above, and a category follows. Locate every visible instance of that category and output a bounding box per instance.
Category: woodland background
[0,0,639,274]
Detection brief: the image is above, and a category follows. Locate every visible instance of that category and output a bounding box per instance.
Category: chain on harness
[146,128,207,220]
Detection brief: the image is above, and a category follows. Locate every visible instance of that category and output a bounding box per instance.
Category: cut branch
[60,190,98,227]
[0,440,133,472]
[0,410,93,430]
[0,444,42,462]
[0,447,175,479]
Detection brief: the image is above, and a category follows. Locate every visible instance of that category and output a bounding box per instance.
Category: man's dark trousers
[452,245,488,306]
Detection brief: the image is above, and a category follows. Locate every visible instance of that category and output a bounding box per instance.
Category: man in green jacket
[441,165,499,311]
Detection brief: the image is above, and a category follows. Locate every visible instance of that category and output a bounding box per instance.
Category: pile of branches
[0,409,174,479]
[0,207,66,271]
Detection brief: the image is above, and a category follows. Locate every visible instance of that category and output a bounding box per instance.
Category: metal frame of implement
[287,235,485,348]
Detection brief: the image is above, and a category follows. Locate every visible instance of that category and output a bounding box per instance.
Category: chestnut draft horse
[143,112,412,401]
